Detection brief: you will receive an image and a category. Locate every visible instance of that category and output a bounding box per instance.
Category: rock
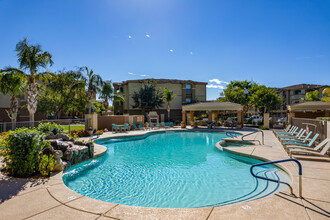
[42,146,55,156]
[74,141,86,146]
[55,140,70,152]
[104,128,108,132]
[49,140,57,148]
[53,150,64,171]
[63,149,73,161]
[56,133,70,141]
[46,132,56,140]
[66,141,74,147]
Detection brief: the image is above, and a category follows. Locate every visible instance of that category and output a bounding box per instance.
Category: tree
[221,80,256,112]
[250,85,280,113]
[162,88,176,121]
[322,88,330,103]
[37,70,87,118]
[132,80,164,114]
[0,71,26,129]
[99,80,124,114]
[301,90,320,101]
[0,38,53,126]
[80,67,103,114]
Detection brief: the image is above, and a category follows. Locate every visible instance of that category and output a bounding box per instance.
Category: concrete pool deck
[0,128,329,219]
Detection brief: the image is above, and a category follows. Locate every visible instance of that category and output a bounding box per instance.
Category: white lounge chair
[287,138,329,152]
[289,141,330,158]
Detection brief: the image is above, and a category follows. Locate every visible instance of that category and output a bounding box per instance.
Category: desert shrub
[0,128,49,177]
[39,154,56,176]
[95,130,104,135]
[70,129,90,137]
[37,122,64,135]
[259,125,269,130]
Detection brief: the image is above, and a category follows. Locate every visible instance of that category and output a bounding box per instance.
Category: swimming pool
[63,131,290,208]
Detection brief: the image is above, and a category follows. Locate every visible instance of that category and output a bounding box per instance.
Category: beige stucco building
[113,79,207,121]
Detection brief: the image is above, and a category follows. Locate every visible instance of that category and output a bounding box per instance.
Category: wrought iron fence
[0,118,86,133]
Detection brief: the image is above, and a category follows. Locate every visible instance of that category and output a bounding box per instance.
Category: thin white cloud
[169,49,174,53]
[190,51,193,55]
[209,78,229,85]
[146,34,150,38]
[140,74,149,77]
[206,84,224,89]
[128,72,136,75]
[128,35,132,39]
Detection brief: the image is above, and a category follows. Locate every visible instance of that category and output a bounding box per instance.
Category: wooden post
[288,112,295,124]
[182,111,186,126]
[190,111,194,126]
[237,111,243,128]
[264,113,270,129]
[208,111,212,123]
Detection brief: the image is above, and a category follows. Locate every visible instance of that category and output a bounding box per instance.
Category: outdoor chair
[275,126,297,136]
[139,122,147,130]
[123,123,130,131]
[132,123,139,130]
[157,122,164,129]
[289,141,330,158]
[274,124,291,134]
[281,131,312,143]
[112,124,120,133]
[283,133,319,149]
[278,129,305,140]
[287,138,329,152]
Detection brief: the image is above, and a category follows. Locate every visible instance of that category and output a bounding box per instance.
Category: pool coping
[2,128,330,219]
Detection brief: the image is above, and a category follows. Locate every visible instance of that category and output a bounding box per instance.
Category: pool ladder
[250,159,302,198]
[241,130,264,145]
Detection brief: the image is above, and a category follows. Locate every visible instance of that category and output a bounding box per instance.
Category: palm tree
[0,70,26,130]
[80,67,103,114]
[162,88,177,122]
[1,38,53,126]
[99,80,124,114]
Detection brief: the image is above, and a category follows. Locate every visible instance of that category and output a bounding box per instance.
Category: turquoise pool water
[63,131,290,208]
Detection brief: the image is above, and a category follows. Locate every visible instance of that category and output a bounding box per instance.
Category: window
[294,90,301,95]
[186,84,191,94]
[186,98,191,103]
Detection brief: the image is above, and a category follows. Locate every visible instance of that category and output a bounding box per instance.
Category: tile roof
[114,78,207,85]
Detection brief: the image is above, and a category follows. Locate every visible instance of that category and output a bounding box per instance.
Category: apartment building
[273,84,329,117]
[113,79,207,121]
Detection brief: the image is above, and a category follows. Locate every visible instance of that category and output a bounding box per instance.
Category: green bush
[37,122,64,135]
[0,128,49,177]
[39,154,56,177]
[316,117,330,121]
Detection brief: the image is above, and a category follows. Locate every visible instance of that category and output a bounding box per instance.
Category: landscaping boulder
[63,148,73,161]
[55,140,70,152]
[56,133,70,141]
[46,132,56,140]
[74,141,86,146]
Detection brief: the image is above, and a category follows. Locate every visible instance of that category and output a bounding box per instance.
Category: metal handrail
[241,130,264,145]
[250,158,302,198]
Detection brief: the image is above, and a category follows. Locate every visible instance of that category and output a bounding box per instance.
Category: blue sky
[0,0,329,100]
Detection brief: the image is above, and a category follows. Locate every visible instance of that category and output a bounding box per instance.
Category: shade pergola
[287,101,330,122]
[181,102,244,127]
